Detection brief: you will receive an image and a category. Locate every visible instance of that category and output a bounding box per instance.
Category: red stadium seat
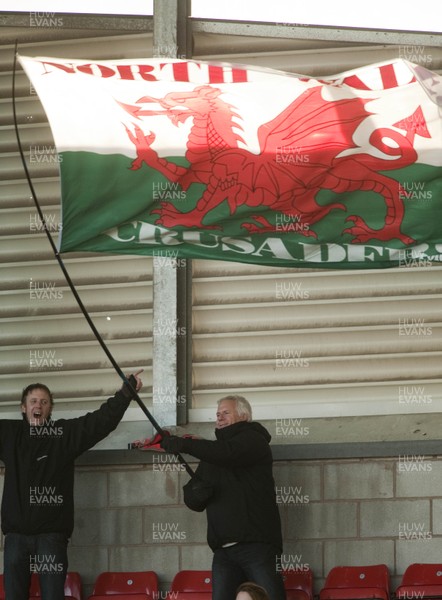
[64,572,83,600]
[319,565,390,600]
[396,563,442,599]
[168,570,212,600]
[0,573,81,600]
[29,573,41,597]
[282,568,314,600]
[0,572,40,599]
[88,571,158,600]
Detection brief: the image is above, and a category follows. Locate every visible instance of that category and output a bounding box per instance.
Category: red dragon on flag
[123,83,430,244]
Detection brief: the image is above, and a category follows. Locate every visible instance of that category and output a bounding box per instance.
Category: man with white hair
[161,394,285,600]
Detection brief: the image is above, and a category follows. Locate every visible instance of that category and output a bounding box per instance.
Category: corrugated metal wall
[0,33,155,418]
[1,18,442,426]
[190,260,442,421]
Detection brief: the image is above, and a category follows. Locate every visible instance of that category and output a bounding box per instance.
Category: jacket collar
[215,420,250,440]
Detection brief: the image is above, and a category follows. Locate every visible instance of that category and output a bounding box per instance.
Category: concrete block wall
[69,462,210,597]
[277,456,441,594]
[1,454,442,597]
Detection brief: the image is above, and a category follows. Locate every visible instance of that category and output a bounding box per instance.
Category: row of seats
[320,563,442,600]
[0,569,309,600]
[1,563,441,600]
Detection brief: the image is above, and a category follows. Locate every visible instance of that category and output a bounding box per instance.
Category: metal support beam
[153,0,191,57]
[0,11,153,32]
[152,0,192,427]
[192,18,442,48]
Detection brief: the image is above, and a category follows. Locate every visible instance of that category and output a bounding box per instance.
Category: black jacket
[0,390,131,537]
[179,420,283,552]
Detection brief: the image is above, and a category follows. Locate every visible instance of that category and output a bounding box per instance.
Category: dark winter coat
[178,420,283,552]
[0,390,131,537]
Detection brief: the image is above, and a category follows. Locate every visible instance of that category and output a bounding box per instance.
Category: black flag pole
[12,43,195,478]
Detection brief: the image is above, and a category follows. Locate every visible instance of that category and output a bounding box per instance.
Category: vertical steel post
[152,0,192,427]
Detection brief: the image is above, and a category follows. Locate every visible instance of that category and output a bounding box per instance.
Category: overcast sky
[1,0,440,33]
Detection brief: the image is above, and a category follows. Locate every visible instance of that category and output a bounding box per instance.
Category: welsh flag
[19,55,442,269]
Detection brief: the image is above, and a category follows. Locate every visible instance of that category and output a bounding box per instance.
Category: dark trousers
[212,542,286,600]
[4,532,68,600]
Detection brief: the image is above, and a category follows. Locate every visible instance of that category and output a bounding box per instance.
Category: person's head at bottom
[236,582,270,600]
